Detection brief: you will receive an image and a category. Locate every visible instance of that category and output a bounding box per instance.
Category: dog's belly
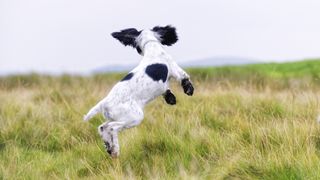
[105,101,143,122]
[131,77,168,105]
[135,84,167,105]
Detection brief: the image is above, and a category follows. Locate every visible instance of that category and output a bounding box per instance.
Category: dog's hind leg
[98,108,144,157]
[98,121,126,157]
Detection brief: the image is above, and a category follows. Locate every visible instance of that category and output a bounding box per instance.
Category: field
[1,60,320,179]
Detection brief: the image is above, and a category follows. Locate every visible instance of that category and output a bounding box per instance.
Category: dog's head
[111,25,178,55]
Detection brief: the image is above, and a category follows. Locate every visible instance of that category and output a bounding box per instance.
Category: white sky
[1,0,320,74]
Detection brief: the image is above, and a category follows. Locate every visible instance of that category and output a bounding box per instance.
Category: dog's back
[84,41,172,121]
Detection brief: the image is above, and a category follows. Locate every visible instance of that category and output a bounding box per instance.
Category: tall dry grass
[0,60,320,179]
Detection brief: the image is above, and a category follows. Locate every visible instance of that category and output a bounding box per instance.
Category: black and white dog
[84,25,194,157]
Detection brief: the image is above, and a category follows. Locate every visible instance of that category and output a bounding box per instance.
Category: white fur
[83,29,190,157]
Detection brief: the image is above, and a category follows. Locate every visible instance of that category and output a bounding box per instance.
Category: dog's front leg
[163,89,176,105]
[170,61,194,96]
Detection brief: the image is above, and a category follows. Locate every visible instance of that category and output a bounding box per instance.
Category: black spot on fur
[120,72,134,82]
[152,25,178,46]
[145,64,168,82]
[111,28,141,47]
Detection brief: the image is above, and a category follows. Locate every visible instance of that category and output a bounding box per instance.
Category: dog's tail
[83,98,107,121]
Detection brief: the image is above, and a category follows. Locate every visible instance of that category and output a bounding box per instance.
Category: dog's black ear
[152,25,178,46]
[111,28,141,47]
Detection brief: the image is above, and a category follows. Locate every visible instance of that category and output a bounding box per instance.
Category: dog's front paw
[164,90,176,105]
[181,79,194,96]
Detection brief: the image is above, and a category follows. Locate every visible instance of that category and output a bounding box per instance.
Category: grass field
[1,60,320,179]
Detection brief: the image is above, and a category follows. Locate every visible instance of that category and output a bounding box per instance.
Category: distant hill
[180,56,259,67]
[93,56,260,73]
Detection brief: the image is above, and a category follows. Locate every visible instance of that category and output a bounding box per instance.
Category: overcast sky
[1,0,320,75]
